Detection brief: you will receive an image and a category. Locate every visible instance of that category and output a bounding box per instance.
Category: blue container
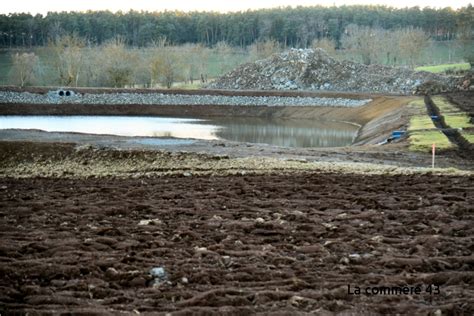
[392,131,405,138]
[431,115,439,120]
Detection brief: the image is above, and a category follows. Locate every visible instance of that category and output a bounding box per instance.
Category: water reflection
[0,115,359,148]
[206,117,358,147]
[0,116,219,140]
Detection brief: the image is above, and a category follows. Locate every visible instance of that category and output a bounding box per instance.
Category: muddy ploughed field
[1,173,473,315]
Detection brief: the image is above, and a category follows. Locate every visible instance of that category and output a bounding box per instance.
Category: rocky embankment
[209,48,464,95]
[0,91,371,107]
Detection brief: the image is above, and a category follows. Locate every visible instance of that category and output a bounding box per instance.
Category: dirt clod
[1,173,473,314]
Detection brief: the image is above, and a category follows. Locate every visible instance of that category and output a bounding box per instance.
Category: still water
[0,116,359,148]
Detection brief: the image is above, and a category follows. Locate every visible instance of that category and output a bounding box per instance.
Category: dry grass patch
[415,63,471,73]
[444,114,473,129]
[409,130,453,152]
[432,96,460,113]
[432,96,473,129]
[461,132,474,144]
[408,115,436,131]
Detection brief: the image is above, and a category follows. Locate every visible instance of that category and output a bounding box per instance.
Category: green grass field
[407,98,453,151]
[444,114,473,129]
[415,63,471,73]
[407,99,425,108]
[432,96,461,113]
[462,132,474,144]
[408,116,436,131]
[409,130,453,152]
[172,81,206,90]
[407,99,437,131]
[431,96,474,130]
[408,95,474,150]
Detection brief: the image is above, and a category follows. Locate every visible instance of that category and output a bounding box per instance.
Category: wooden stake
[432,143,436,168]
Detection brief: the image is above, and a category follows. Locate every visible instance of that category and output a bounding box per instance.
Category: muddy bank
[0,87,413,145]
[1,173,473,314]
[0,93,409,127]
[354,101,409,145]
[1,139,472,179]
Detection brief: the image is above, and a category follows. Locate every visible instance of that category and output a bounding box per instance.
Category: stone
[138,218,162,226]
[339,257,350,265]
[208,48,461,95]
[221,255,232,267]
[105,267,119,278]
[149,267,167,281]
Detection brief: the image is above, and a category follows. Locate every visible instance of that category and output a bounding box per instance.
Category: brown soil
[1,138,472,177]
[445,91,474,118]
[1,173,473,315]
[1,88,473,314]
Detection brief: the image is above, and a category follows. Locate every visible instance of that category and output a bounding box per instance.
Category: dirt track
[1,173,473,315]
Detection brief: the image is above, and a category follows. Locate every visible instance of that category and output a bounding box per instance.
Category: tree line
[10,28,471,89]
[8,37,251,88]
[1,5,472,48]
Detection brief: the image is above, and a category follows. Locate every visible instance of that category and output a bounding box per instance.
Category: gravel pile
[0,91,371,107]
[208,48,462,95]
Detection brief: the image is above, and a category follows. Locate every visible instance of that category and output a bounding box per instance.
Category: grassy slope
[462,132,474,143]
[415,63,471,73]
[407,99,453,151]
[444,114,473,129]
[432,96,474,130]
[409,130,454,151]
[432,96,461,113]
[408,116,436,131]
[432,96,474,144]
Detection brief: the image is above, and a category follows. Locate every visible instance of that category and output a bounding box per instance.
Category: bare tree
[215,41,233,74]
[457,16,474,66]
[148,40,183,88]
[181,43,198,84]
[398,27,429,68]
[159,49,183,88]
[195,44,210,83]
[340,25,428,67]
[50,34,85,86]
[378,30,401,66]
[9,52,39,87]
[180,43,210,84]
[341,24,387,65]
[80,46,102,87]
[100,37,138,87]
[248,38,281,61]
[311,38,336,56]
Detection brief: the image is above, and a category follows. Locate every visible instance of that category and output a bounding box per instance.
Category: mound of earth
[209,48,462,95]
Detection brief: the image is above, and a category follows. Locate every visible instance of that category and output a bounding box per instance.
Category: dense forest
[0,5,473,48]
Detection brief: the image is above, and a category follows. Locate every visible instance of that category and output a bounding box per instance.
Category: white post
[432,143,436,168]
